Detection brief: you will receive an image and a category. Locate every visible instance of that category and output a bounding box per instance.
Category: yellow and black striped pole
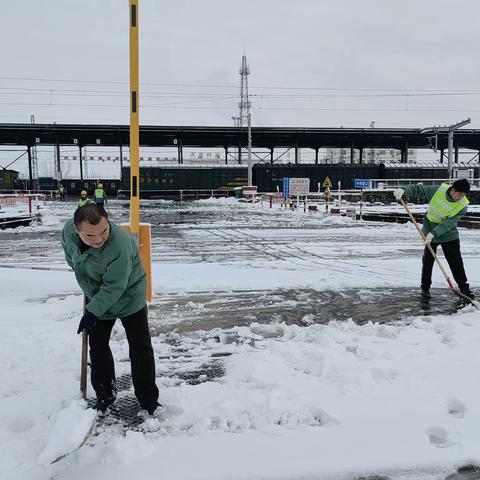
[129,0,140,236]
[125,0,152,301]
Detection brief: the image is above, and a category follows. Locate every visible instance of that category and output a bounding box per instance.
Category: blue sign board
[282,177,290,197]
[354,179,370,189]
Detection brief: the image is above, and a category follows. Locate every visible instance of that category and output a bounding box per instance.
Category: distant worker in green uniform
[94,183,107,206]
[78,190,93,208]
[393,179,474,300]
[58,184,67,201]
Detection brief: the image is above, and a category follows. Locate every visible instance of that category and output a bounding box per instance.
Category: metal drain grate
[116,373,133,392]
[174,360,225,385]
[85,358,227,432]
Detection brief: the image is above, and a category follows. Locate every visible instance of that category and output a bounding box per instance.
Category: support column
[224,146,228,165]
[440,148,444,163]
[120,143,123,171]
[270,147,274,165]
[402,140,409,164]
[56,143,61,179]
[359,148,363,165]
[350,142,355,164]
[238,145,242,164]
[295,143,299,164]
[27,145,33,189]
[177,138,183,165]
[454,143,459,164]
[314,147,319,165]
[448,131,453,178]
[79,145,83,180]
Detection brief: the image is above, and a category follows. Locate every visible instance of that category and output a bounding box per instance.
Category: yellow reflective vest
[426,183,469,224]
[94,188,106,200]
[78,198,92,207]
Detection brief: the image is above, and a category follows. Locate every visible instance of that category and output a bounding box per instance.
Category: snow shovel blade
[50,415,97,464]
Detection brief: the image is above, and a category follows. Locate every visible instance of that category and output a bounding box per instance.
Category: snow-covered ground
[1,198,480,480]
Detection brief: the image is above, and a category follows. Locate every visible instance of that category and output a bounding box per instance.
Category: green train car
[121,166,247,197]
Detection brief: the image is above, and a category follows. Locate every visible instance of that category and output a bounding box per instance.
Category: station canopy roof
[2,123,480,150]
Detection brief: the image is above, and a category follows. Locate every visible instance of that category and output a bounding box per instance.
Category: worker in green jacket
[393,179,473,300]
[61,204,160,415]
[77,190,94,208]
[94,183,107,206]
[58,184,67,201]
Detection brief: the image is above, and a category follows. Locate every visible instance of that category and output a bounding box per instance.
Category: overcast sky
[3,0,480,176]
[2,0,480,130]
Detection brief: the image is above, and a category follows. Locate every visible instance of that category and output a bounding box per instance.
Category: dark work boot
[421,287,432,299]
[459,284,475,300]
[141,401,166,416]
[94,396,115,414]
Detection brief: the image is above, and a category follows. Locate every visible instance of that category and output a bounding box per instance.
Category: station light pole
[247,113,252,186]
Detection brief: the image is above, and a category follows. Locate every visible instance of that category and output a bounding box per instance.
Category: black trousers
[421,238,468,290]
[89,306,159,408]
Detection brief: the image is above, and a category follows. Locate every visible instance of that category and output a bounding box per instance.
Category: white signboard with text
[289,178,310,195]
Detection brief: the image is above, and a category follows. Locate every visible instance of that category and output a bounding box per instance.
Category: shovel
[80,295,88,400]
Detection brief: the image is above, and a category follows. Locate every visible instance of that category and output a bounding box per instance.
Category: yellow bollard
[324,187,331,213]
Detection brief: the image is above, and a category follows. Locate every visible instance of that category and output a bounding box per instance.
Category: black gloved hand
[77,310,97,335]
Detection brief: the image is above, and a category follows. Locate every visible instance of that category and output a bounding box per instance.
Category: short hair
[74,204,108,228]
[452,178,470,194]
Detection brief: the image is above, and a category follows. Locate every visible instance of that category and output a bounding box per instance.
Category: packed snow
[1,197,480,480]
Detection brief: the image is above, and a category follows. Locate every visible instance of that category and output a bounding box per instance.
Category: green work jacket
[403,184,468,243]
[61,220,146,320]
[78,198,93,207]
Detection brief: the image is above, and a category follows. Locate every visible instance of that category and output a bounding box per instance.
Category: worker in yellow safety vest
[393,179,473,300]
[58,184,67,201]
[78,190,94,208]
[94,183,107,206]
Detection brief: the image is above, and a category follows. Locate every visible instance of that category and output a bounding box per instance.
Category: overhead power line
[0,101,479,114]
[1,75,480,94]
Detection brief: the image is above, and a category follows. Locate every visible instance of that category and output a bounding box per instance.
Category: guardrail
[0,189,55,199]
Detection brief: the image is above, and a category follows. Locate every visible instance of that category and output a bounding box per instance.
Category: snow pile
[195,196,240,206]
[59,312,480,480]
[147,315,480,445]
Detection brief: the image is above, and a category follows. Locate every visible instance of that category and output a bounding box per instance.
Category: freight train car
[378,162,480,180]
[37,177,58,190]
[61,179,121,197]
[120,166,247,198]
[31,178,120,196]
[253,164,380,192]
